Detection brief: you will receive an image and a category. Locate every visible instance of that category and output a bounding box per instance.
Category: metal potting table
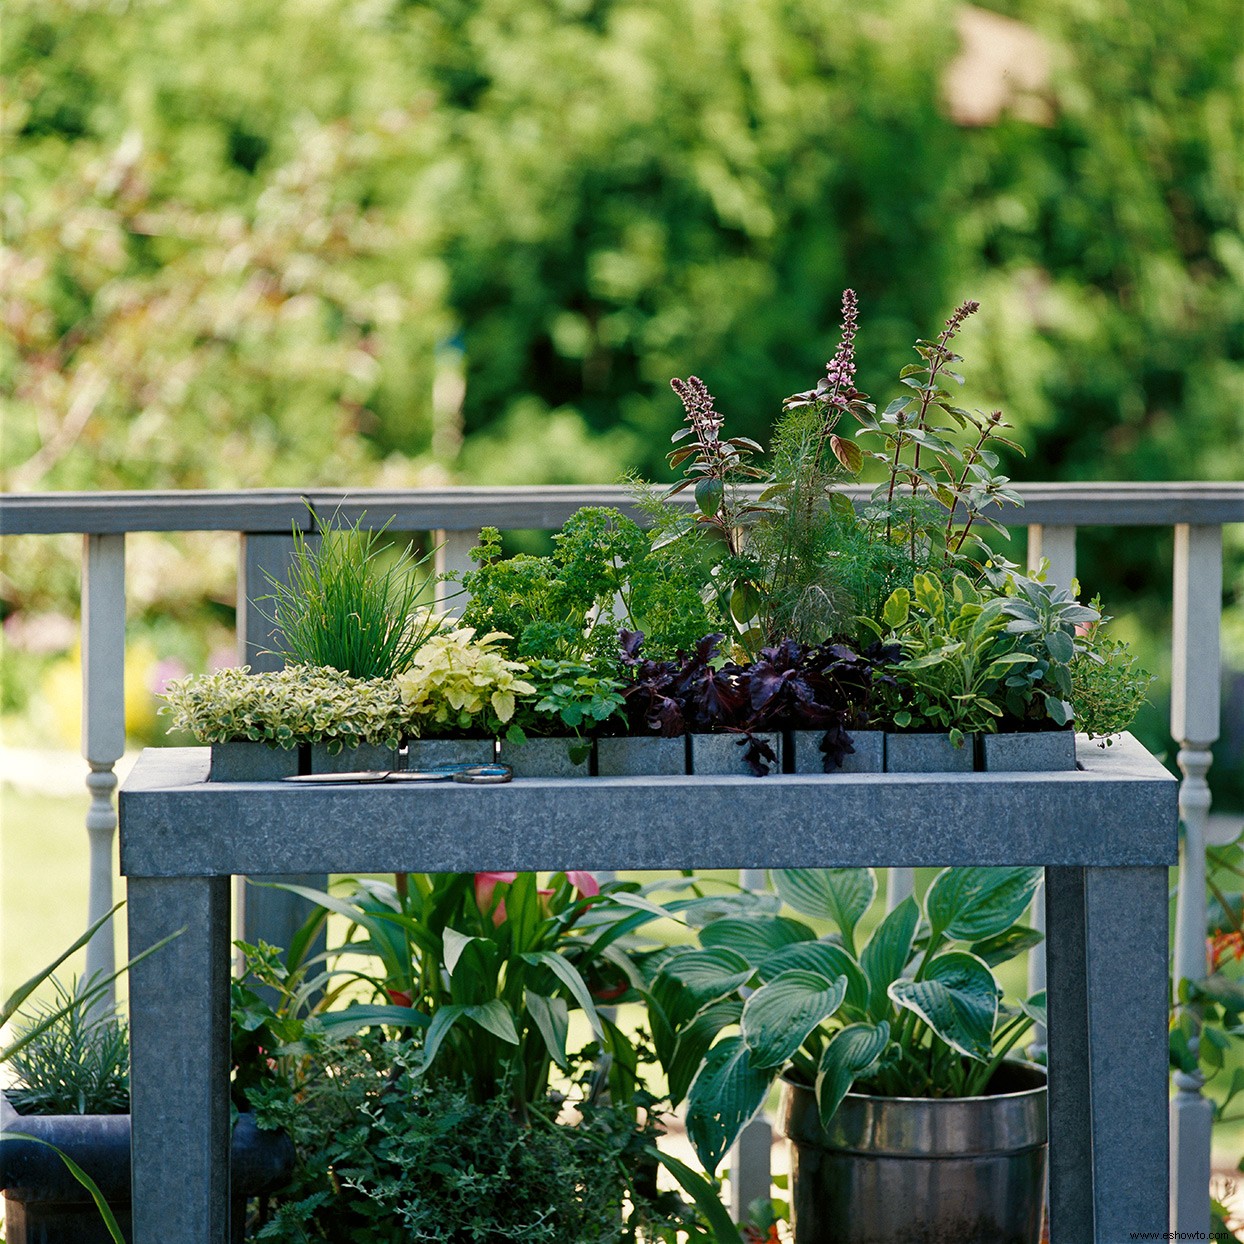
[119,734,1178,1244]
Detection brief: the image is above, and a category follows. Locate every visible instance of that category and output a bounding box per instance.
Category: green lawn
[4,782,1242,1170]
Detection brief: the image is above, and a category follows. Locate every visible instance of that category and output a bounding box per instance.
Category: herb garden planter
[688,731,782,776]
[884,731,975,773]
[402,738,496,769]
[982,729,1077,773]
[0,1098,293,1244]
[789,729,884,774]
[497,736,590,778]
[595,735,687,776]
[774,1062,1047,1244]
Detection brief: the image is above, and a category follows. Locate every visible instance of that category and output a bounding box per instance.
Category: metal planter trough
[595,735,687,777]
[307,742,397,774]
[497,735,590,778]
[885,731,975,773]
[789,729,884,775]
[982,730,1078,772]
[688,732,782,776]
[0,1098,293,1244]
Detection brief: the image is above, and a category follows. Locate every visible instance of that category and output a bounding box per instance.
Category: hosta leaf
[889,952,998,1062]
[667,999,743,1105]
[686,1035,773,1173]
[652,947,753,1027]
[699,915,816,960]
[816,1021,890,1128]
[1018,990,1047,1030]
[741,969,847,1068]
[759,941,869,1019]
[925,867,1042,943]
[859,896,918,1021]
[970,924,1044,968]
[773,869,876,955]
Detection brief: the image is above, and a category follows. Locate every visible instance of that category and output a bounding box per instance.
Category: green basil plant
[646,866,1046,1174]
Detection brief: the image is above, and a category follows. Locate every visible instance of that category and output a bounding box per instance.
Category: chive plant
[259,514,441,680]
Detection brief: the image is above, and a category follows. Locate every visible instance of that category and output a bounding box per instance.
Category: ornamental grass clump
[258,512,441,680]
[394,620,535,738]
[162,664,405,751]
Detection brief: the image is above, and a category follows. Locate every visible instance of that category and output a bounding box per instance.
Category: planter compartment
[209,741,299,782]
[308,742,397,774]
[497,736,590,778]
[775,1062,1047,1244]
[885,731,974,773]
[982,730,1077,773]
[789,729,884,775]
[403,738,496,770]
[689,732,782,777]
[596,736,687,777]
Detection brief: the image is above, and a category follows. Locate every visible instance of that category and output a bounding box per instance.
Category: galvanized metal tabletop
[119,734,1178,1244]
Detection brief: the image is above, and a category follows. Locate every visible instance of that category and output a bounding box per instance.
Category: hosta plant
[646,865,1046,1174]
[161,664,405,751]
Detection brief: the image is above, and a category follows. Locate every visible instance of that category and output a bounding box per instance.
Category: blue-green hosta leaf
[759,941,869,1019]
[522,950,604,1041]
[1018,990,1047,1031]
[667,999,743,1106]
[686,1035,774,1173]
[925,867,1042,943]
[816,1021,891,1128]
[772,870,876,954]
[669,890,782,926]
[741,969,848,1069]
[859,896,919,1021]
[970,924,1044,968]
[653,947,753,1027]
[525,991,570,1070]
[888,952,999,1062]
[699,915,816,960]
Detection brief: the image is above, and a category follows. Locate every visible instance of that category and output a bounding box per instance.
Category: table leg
[1045,866,1094,1243]
[1045,866,1169,1242]
[128,875,232,1244]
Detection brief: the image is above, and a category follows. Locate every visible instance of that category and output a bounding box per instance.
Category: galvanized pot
[774,1061,1047,1244]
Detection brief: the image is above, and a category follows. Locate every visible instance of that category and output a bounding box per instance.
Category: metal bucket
[774,1061,1047,1244]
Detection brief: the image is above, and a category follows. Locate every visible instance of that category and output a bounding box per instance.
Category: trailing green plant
[258,513,441,680]
[394,619,535,738]
[4,978,129,1116]
[161,664,405,751]
[1071,605,1155,741]
[244,1038,710,1244]
[645,865,1045,1175]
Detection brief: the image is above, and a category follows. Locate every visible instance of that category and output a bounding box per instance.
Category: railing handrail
[2,481,1242,535]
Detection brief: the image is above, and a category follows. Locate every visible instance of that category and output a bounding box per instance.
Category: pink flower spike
[474,871,517,916]
[566,870,600,898]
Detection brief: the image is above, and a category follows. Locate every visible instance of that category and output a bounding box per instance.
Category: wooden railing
[2,481,1241,1232]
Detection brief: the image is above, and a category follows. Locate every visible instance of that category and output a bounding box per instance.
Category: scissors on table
[282,763,512,785]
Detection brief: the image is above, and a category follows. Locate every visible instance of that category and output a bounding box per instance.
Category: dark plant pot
[595,735,687,777]
[982,730,1077,772]
[0,1097,293,1244]
[402,737,496,770]
[884,731,975,773]
[209,741,299,782]
[308,742,397,774]
[789,729,885,775]
[497,736,590,778]
[688,732,782,777]
[774,1062,1047,1244]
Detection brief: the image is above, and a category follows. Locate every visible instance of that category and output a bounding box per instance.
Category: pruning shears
[281,763,512,786]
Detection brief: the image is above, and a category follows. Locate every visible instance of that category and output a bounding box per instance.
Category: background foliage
[2,0,1241,789]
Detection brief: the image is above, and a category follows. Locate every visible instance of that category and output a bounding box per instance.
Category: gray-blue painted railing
[1,481,1241,1232]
